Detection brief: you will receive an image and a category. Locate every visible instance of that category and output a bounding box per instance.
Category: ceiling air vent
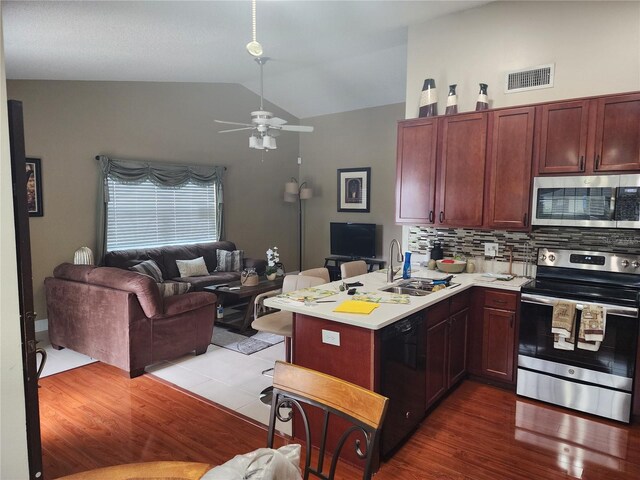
[504,63,554,93]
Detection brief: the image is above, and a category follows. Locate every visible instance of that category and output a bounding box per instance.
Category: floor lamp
[284,178,313,271]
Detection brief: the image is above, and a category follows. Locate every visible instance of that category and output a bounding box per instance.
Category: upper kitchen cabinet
[592,93,640,172]
[395,118,438,224]
[536,92,640,175]
[536,100,590,174]
[486,107,535,230]
[435,113,488,228]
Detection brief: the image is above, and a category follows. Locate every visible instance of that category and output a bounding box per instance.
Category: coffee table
[204,276,284,332]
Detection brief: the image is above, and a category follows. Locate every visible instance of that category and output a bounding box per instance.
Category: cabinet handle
[439,211,444,223]
[595,154,600,170]
[494,299,507,304]
[523,213,528,227]
[429,210,434,223]
[579,156,584,171]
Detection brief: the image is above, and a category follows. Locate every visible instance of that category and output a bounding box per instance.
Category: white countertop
[263,267,531,330]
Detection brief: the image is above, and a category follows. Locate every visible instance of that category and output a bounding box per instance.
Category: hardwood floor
[40,363,640,479]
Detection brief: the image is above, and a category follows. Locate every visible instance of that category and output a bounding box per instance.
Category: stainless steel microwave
[531,174,640,228]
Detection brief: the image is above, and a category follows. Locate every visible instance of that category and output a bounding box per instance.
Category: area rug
[211,325,283,355]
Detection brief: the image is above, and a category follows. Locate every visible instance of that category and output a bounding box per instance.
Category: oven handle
[520,293,639,319]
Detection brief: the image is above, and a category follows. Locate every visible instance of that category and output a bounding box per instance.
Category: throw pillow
[157,281,191,297]
[176,257,209,277]
[129,259,164,283]
[215,249,244,272]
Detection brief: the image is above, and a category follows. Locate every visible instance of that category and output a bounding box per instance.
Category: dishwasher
[380,312,426,457]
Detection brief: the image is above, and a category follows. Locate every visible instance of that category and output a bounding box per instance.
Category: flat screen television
[330,222,376,258]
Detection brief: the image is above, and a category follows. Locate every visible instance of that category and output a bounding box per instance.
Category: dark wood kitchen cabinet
[592,93,640,172]
[536,92,640,175]
[395,118,438,223]
[396,113,487,227]
[486,107,535,230]
[481,290,518,383]
[435,113,488,228]
[536,100,590,174]
[426,291,469,408]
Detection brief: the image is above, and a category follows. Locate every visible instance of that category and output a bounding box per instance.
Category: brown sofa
[103,240,267,290]
[45,263,217,377]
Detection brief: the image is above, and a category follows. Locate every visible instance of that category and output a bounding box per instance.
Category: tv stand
[323,256,386,281]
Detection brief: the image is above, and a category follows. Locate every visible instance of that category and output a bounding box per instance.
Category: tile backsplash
[407,226,640,264]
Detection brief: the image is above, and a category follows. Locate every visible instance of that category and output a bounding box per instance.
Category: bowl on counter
[436,258,467,273]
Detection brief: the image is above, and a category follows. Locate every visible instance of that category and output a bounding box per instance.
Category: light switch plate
[484,243,498,257]
[321,329,340,346]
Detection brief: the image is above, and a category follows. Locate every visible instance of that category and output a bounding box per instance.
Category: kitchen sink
[379,286,431,296]
[379,277,458,296]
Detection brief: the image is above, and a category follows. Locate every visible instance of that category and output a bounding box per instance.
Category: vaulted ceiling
[2,1,489,118]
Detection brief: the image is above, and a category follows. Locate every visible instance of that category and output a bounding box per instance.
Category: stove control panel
[537,248,640,274]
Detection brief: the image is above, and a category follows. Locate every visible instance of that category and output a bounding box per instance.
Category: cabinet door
[593,93,640,172]
[436,113,488,227]
[486,107,535,230]
[395,119,438,223]
[481,307,516,383]
[448,308,468,387]
[537,100,590,174]
[426,319,448,408]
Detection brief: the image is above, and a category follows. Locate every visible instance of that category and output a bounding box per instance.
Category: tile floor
[39,336,289,434]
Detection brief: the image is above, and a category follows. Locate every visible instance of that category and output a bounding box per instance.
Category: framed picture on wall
[26,157,43,217]
[337,167,370,213]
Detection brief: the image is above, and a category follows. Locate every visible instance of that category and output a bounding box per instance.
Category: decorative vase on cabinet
[445,84,458,115]
[419,78,438,117]
[475,83,489,111]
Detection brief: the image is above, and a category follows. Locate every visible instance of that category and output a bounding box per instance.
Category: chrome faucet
[387,239,404,283]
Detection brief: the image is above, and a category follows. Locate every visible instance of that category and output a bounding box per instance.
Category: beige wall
[406,1,640,118]
[300,103,405,269]
[0,13,30,479]
[6,80,301,321]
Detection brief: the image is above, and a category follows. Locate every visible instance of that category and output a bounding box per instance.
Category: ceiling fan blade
[218,127,255,133]
[266,116,287,126]
[279,125,314,133]
[215,119,253,127]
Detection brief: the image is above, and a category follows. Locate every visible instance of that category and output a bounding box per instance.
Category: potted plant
[266,246,279,281]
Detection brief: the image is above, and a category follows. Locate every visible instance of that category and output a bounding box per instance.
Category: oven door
[518,293,638,388]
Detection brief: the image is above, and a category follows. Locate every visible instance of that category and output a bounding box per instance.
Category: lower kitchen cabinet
[468,288,518,385]
[482,307,516,382]
[425,292,469,409]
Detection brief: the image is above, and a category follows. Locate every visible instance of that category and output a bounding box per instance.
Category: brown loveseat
[103,240,267,290]
[45,263,217,377]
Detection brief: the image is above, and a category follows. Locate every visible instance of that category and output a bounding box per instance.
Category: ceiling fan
[214,0,313,151]
[215,57,313,151]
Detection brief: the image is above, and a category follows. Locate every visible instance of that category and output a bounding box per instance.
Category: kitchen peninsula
[263,268,529,460]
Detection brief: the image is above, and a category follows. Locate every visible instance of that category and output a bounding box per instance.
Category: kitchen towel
[552,300,576,351]
[333,300,380,315]
[577,304,606,351]
[582,304,606,342]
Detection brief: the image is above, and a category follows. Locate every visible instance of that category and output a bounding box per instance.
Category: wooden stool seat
[55,460,214,479]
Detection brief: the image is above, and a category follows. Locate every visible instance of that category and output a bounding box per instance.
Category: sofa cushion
[216,249,244,272]
[53,263,97,283]
[158,281,191,297]
[129,259,164,282]
[176,257,209,277]
[87,267,163,319]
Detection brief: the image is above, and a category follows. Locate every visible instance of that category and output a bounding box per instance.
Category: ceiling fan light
[249,136,263,149]
[263,135,276,150]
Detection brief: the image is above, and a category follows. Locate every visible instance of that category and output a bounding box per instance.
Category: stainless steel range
[517,248,640,423]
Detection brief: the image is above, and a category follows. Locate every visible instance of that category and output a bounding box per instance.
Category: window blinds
[106,178,218,251]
